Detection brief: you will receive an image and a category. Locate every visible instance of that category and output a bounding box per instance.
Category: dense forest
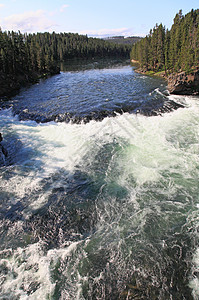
[131,9,199,74]
[0,30,131,97]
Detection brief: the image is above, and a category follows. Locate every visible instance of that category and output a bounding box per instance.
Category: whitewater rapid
[0,93,199,299]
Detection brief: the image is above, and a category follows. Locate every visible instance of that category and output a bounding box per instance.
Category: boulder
[0,133,7,167]
[168,69,199,95]
[0,146,5,166]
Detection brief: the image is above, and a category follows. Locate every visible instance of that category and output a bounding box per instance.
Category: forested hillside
[131,9,199,74]
[103,36,142,45]
[0,30,131,97]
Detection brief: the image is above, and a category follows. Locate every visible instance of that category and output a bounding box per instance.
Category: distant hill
[103,36,142,45]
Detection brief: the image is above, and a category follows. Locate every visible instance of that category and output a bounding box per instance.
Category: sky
[0,0,198,38]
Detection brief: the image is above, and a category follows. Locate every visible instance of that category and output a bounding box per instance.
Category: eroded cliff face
[168,69,199,95]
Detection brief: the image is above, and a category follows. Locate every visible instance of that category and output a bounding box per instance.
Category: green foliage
[130,9,199,74]
[0,30,131,79]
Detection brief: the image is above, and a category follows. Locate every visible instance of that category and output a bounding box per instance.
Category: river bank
[131,59,199,95]
[0,66,60,99]
[1,61,199,299]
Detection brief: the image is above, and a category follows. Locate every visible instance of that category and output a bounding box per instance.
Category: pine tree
[131,9,199,74]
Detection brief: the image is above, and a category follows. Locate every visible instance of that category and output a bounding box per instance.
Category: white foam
[1,100,199,208]
[189,248,199,299]
[1,95,199,297]
[98,105,199,187]
[0,242,55,299]
[154,87,165,96]
[0,240,81,299]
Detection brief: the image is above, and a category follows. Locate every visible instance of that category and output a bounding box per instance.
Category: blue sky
[0,0,198,37]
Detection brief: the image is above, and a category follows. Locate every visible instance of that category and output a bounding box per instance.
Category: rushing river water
[0,59,199,299]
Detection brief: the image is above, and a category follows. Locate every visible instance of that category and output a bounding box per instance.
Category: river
[0,59,199,299]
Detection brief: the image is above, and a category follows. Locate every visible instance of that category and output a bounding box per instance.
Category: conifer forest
[0,31,131,96]
[131,9,199,74]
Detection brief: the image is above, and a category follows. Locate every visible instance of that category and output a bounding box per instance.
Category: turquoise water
[0,60,199,299]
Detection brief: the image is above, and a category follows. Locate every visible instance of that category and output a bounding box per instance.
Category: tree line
[130,9,199,74]
[103,36,142,45]
[0,30,131,78]
[0,30,132,97]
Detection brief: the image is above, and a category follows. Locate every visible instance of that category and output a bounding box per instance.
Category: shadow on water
[60,58,130,72]
[0,169,98,249]
[0,135,196,299]
[0,60,195,299]
[0,128,74,247]
[0,139,128,251]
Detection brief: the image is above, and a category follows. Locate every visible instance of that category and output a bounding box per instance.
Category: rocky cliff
[168,68,199,95]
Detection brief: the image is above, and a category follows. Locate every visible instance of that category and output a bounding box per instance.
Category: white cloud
[0,3,5,8]
[80,27,136,38]
[2,10,58,33]
[60,4,69,13]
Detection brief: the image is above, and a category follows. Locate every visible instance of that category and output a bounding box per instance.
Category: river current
[0,59,199,299]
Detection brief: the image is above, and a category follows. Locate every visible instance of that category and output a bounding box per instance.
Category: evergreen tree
[0,30,132,96]
[131,9,199,74]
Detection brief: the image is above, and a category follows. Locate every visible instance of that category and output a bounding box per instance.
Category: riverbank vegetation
[0,30,131,97]
[130,9,199,75]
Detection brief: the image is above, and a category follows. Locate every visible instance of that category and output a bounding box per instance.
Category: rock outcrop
[0,146,6,166]
[168,68,199,95]
[0,133,8,166]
